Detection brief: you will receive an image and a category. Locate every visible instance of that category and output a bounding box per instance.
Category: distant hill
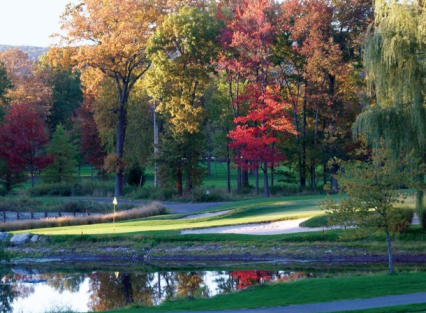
[0,45,48,61]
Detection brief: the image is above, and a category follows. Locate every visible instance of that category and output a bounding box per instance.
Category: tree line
[0,0,422,202]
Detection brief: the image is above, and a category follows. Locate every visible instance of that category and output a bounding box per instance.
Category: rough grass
[0,202,167,232]
[20,195,327,236]
[106,272,426,312]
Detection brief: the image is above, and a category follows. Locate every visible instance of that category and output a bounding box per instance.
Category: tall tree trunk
[176,164,183,196]
[301,80,308,188]
[311,109,319,187]
[115,98,127,197]
[385,228,394,274]
[237,166,242,191]
[242,167,249,188]
[207,152,212,176]
[328,74,339,192]
[154,102,159,188]
[226,150,231,194]
[271,142,275,188]
[30,161,35,188]
[323,163,327,186]
[293,106,303,191]
[255,166,259,196]
[416,174,424,228]
[263,163,270,197]
[330,163,339,192]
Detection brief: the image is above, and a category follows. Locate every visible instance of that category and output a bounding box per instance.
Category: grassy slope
[106,272,426,312]
[20,195,326,236]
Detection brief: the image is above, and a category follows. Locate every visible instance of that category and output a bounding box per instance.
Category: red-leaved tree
[0,103,51,187]
[228,84,296,196]
[219,0,296,197]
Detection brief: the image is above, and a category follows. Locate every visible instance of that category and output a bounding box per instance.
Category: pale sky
[0,0,78,47]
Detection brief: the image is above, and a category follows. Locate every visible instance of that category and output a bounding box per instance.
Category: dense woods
[0,0,423,212]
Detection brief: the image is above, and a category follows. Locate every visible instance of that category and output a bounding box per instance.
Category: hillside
[0,44,48,60]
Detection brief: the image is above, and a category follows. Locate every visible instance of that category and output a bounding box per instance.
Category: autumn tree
[146,6,220,194]
[0,103,50,187]
[0,62,12,115]
[219,0,295,197]
[0,49,51,110]
[228,85,295,196]
[44,125,78,184]
[354,0,426,226]
[60,0,162,196]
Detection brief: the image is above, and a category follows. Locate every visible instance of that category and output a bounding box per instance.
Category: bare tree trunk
[263,164,270,197]
[237,166,242,191]
[416,174,424,228]
[154,102,159,188]
[311,109,319,187]
[242,167,249,188]
[176,164,183,196]
[115,98,127,197]
[227,153,231,194]
[255,166,259,196]
[207,152,212,176]
[30,161,35,188]
[301,81,308,189]
[385,229,394,274]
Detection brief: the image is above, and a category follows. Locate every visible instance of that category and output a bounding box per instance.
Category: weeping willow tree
[354,0,426,226]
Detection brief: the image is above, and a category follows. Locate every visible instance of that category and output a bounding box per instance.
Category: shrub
[29,181,119,197]
[0,202,167,232]
[130,188,178,201]
[389,208,415,233]
[191,189,225,202]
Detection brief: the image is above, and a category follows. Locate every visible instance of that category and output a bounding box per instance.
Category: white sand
[181,218,332,235]
[181,210,232,220]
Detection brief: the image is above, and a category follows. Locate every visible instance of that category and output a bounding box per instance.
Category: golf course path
[181,292,426,313]
[69,197,229,214]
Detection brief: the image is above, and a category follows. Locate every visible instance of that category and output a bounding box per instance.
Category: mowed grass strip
[106,272,426,312]
[335,303,426,313]
[19,195,327,236]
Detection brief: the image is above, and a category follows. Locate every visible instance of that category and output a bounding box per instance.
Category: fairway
[18,195,327,236]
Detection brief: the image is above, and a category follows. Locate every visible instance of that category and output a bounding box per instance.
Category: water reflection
[0,269,308,313]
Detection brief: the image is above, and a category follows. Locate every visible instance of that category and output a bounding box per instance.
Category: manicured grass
[105,272,426,312]
[337,303,426,313]
[299,213,330,227]
[19,195,327,236]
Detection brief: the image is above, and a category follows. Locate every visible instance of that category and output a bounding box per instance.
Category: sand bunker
[181,210,232,220]
[181,217,332,235]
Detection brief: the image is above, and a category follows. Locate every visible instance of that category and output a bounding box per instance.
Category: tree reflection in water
[0,269,307,313]
[0,274,16,313]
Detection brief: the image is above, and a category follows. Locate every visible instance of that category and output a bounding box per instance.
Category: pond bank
[6,242,426,265]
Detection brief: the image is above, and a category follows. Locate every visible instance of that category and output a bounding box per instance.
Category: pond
[0,266,313,313]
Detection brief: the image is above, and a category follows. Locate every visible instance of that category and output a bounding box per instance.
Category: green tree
[354,0,426,226]
[44,125,78,183]
[47,69,83,132]
[324,146,421,274]
[146,6,220,194]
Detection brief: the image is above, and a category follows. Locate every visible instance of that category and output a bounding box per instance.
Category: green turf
[336,303,426,313]
[19,195,327,236]
[104,272,426,312]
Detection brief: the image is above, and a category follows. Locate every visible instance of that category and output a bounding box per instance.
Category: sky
[0,0,77,47]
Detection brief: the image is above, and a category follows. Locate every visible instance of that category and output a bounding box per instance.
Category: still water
[0,267,310,313]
